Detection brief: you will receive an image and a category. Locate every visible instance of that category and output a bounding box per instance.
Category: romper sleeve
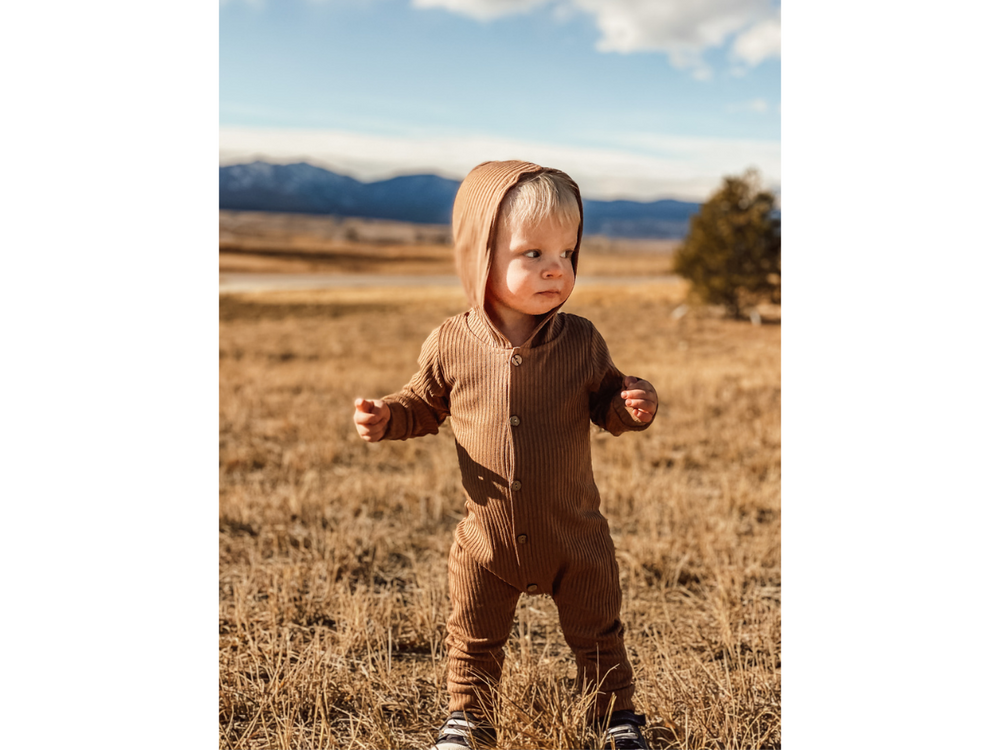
[379,326,451,441]
[588,324,654,436]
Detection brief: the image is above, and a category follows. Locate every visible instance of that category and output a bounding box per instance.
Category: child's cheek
[509,264,532,289]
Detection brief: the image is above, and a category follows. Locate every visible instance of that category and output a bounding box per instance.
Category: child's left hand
[621,376,658,423]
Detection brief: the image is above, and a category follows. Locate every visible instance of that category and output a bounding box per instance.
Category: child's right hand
[353,398,390,442]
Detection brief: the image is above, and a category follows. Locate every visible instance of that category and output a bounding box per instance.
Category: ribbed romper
[377,160,654,719]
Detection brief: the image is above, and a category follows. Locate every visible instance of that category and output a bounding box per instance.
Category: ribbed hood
[452,160,583,312]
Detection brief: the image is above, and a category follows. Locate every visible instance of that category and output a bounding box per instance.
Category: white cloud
[412,0,780,75]
[732,17,781,65]
[411,0,548,21]
[576,0,763,67]
[219,125,780,201]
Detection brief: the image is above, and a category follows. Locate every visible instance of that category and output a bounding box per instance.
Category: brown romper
[378,160,654,719]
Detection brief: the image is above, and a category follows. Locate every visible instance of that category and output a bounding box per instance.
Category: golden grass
[219,278,780,749]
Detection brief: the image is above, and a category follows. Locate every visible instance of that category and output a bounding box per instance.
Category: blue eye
[525,250,540,258]
[561,249,575,258]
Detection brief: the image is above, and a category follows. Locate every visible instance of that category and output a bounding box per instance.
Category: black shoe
[432,711,497,749]
[599,710,650,750]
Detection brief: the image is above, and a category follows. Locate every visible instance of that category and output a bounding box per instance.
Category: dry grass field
[219,219,780,749]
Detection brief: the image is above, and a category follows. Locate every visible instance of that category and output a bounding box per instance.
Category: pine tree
[673,169,781,319]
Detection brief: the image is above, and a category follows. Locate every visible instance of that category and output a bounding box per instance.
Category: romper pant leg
[446,541,521,718]
[552,552,635,718]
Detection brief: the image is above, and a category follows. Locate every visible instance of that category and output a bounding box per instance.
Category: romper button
[526,583,538,593]
[511,354,523,366]
[517,534,528,544]
[512,480,522,491]
[510,415,520,426]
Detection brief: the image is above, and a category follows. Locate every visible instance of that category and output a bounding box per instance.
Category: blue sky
[220,0,780,201]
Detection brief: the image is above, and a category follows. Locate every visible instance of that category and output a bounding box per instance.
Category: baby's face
[486,215,577,321]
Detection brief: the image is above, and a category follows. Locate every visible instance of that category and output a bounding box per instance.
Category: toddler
[353,160,658,750]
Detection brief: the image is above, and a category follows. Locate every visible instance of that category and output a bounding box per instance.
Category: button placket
[509,351,525,564]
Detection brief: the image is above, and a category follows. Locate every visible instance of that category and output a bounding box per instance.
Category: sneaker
[599,710,650,750]
[431,711,497,750]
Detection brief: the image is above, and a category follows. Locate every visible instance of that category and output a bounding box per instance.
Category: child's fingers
[625,395,656,408]
[621,388,653,399]
[621,378,654,396]
[621,390,657,411]
[356,424,383,442]
[355,398,388,417]
[354,399,389,446]
[628,408,654,423]
[621,378,657,419]
[625,399,656,414]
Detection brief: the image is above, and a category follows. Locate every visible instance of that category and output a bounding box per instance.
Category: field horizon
[220,210,683,280]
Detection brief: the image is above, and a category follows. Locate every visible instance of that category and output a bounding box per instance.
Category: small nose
[542,259,563,278]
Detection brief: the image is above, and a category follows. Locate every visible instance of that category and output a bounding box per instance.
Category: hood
[452,160,583,312]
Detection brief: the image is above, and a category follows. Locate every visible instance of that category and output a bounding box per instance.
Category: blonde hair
[498,171,581,233]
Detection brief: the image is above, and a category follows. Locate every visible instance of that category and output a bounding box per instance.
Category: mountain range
[220,161,701,240]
